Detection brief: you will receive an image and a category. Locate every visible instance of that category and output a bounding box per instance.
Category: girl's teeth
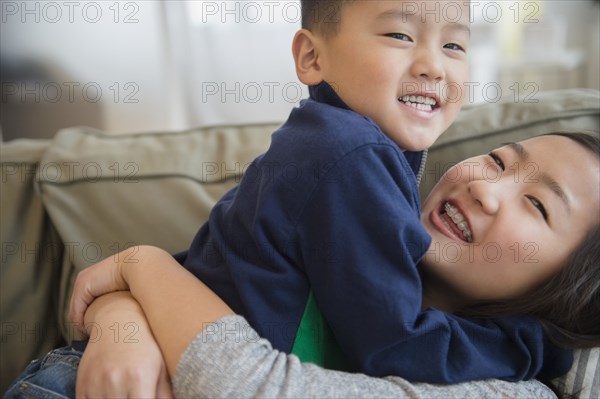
[441,218,452,231]
[443,202,473,242]
[450,212,464,224]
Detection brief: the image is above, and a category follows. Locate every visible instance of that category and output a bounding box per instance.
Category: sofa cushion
[554,348,599,399]
[35,124,276,341]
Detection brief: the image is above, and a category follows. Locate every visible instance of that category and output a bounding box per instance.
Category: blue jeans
[4,345,83,399]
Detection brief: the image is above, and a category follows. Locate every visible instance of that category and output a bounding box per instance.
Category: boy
[171,0,565,380]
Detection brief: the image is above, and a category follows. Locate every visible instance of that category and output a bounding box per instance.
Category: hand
[69,246,140,335]
[76,292,173,398]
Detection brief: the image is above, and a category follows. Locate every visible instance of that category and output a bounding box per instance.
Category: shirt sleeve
[173,315,559,399]
[286,143,571,382]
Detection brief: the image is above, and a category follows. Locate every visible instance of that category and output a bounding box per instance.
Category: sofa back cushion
[421,88,600,199]
[35,124,276,340]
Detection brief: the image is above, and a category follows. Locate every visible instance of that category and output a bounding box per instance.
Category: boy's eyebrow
[376,8,471,36]
[376,7,415,20]
[505,142,571,213]
[445,22,471,37]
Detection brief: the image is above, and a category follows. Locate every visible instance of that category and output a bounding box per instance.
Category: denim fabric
[4,346,81,399]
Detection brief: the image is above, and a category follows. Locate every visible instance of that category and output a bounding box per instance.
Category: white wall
[1,1,171,138]
[1,0,598,139]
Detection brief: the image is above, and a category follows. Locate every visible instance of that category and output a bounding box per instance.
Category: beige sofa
[1,89,599,397]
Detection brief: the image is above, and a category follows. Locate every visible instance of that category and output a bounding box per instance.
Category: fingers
[156,365,174,399]
[77,353,170,399]
[77,370,139,398]
[67,251,132,333]
[127,370,157,399]
[68,269,98,335]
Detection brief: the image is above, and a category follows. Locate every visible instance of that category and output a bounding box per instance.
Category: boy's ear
[292,29,324,86]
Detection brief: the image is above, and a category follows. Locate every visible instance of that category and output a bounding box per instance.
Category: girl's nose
[467,179,501,215]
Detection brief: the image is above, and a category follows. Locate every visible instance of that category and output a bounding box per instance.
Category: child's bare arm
[69,245,234,377]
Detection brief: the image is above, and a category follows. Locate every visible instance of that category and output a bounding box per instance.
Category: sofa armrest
[1,139,64,393]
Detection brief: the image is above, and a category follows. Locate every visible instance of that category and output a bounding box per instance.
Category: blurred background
[1,0,599,140]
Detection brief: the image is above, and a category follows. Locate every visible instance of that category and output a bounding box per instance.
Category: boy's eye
[444,43,466,52]
[385,33,413,42]
[488,151,505,171]
[526,195,549,221]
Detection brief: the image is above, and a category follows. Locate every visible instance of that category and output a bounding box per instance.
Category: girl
[7,132,599,398]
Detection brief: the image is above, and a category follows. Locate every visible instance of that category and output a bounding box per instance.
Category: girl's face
[420,135,599,310]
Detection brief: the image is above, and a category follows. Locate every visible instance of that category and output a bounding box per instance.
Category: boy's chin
[385,125,445,151]
[395,136,439,152]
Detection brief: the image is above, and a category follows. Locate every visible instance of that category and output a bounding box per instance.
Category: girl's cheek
[429,156,485,200]
[442,163,471,184]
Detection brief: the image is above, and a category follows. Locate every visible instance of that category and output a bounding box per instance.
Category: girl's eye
[444,43,466,52]
[526,195,548,221]
[385,33,412,42]
[488,151,505,171]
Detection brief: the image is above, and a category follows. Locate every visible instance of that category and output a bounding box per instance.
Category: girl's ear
[292,29,324,86]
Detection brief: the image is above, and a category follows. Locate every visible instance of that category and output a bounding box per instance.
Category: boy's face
[419,136,599,309]
[316,0,470,151]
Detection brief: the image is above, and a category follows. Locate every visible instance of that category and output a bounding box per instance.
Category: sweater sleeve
[173,315,558,399]
[287,143,571,382]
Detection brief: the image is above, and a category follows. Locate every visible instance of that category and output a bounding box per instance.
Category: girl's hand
[78,339,172,398]
[76,291,173,398]
[69,246,141,335]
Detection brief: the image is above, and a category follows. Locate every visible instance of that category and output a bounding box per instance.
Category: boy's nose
[411,49,445,82]
[467,179,501,215]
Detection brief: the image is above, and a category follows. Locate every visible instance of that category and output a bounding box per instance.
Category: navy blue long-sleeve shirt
[175,82,571,383]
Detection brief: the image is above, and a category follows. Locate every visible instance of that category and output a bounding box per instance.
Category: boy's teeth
[400,95,437,110]
[443,202,473,242]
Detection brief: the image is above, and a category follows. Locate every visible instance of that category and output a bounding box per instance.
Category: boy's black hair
[301,0,354,37]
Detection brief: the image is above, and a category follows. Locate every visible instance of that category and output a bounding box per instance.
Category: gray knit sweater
[173,316,556,398]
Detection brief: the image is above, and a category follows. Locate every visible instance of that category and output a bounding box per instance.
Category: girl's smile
[429,199,473,243]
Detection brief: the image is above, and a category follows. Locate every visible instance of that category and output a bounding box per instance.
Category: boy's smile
[419,135,600,310]
[399,94,439,110]
[309,0,470,151]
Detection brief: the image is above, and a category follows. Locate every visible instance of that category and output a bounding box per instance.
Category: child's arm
[69,245,235,377]
[76,291,172,398]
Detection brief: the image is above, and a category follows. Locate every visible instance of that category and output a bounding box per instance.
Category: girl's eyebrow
[503,142,529,161]
[505,142,571,214]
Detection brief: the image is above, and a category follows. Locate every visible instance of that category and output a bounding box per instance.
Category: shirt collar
[308,81,351,110]
[309,81,424,176]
